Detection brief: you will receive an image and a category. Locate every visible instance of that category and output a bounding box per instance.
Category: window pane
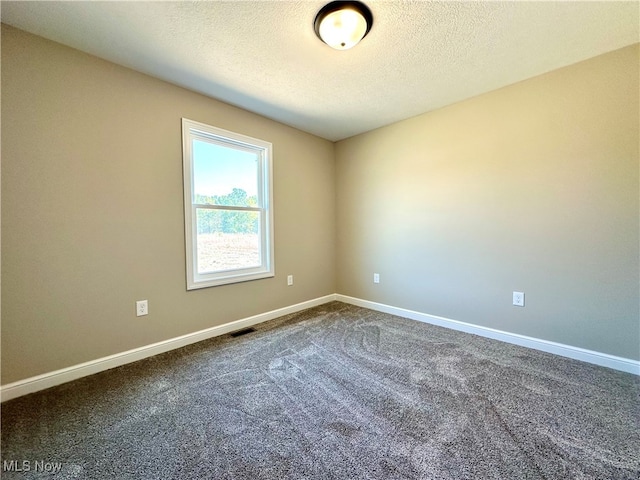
[193,139,259,207]
[196,209,260,274]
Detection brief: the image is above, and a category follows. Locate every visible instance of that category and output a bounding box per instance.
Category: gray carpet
[1,301,639,479]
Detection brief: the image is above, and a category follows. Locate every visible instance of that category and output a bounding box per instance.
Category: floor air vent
[230,327,256,338]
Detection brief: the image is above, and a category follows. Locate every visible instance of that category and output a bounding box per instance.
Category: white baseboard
[3,293,637,402]
[336,294,640,376]
[0,294,337,402]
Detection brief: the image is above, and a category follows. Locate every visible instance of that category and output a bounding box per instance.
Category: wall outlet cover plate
[513,292,525,307]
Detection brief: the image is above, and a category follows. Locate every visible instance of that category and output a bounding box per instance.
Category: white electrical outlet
[136,300,148,316]
[373,273,380,284]
[287,275,294,286]
[513,292,525,307]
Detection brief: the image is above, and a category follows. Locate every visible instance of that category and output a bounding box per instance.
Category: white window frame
[182,118,274,290]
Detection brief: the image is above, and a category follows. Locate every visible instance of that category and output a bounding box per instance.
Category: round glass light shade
[315,2,373,51]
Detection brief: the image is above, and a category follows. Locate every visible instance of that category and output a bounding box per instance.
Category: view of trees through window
[195,188,258,234]
[195,188,261,274]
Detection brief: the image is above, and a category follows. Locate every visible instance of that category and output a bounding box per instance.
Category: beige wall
[336,44,639,360]
[1,26,336,384]
[2,25,638,387]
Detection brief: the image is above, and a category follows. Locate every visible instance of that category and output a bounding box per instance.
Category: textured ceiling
[1,1,638,141]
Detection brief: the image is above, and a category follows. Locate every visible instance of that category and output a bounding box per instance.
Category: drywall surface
[1,25,336,384]
[336,44,639,360]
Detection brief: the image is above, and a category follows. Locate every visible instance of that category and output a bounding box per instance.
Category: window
[182,118,274,289]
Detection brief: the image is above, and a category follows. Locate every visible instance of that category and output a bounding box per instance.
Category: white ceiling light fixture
[314,1,373,50]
